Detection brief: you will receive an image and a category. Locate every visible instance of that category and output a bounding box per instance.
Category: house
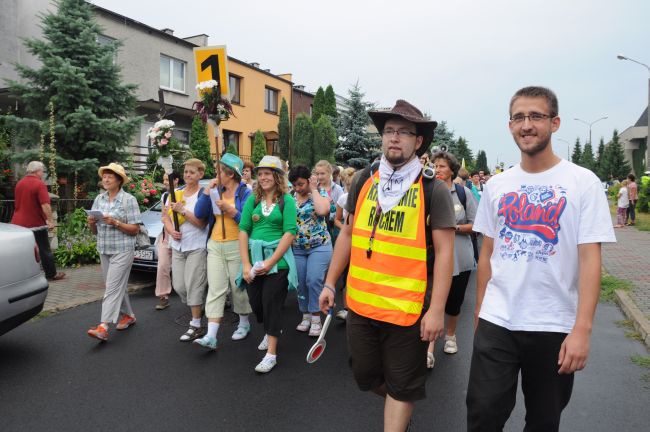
[0,0,295,167]
[620,106,648,174]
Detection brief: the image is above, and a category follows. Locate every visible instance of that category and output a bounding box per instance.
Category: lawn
[609,205,650,232]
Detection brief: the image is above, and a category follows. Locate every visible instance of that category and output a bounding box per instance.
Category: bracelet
[323,283,336,294]
[115,221,120,228]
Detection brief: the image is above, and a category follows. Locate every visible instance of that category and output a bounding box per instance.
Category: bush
[608,182,621,202]
[54,208,99,268]
[637,176,650,213]
[125,174,164,211]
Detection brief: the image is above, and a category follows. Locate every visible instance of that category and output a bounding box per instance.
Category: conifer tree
[252,130,267,165]
[0,0,140,182]
[278,98,290,162]
[475,150,489,173]
[324,85,338,118]
[292,113,315,167]
[431,121,455,154]
[579,141,596,173]
[452,136,475,170]
[189,116,214,178]
[596,137,606,175]
[334,82,378,168]
[571,138,582,164]
[313,116,337,163]
[599,130,631,181]
[312,87,325,124]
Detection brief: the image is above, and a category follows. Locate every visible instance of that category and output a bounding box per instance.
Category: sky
[91,0,650,169]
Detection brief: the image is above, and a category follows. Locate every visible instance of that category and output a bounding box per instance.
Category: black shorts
[346,310,429,402]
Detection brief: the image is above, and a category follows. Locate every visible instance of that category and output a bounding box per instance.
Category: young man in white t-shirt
[466,86,616,432]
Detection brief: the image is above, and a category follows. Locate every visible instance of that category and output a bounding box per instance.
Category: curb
[614,289,650,348]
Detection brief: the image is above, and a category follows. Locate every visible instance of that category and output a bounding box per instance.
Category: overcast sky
[91,0,650,169]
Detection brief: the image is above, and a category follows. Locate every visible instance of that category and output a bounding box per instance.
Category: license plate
[134,249,154,260]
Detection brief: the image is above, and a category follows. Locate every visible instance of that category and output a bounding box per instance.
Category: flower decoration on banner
[147,119,175,157]
[193,80,235,125]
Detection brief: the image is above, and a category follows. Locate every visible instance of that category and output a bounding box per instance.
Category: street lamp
[617,54,650,168]
[573,116,607,146]
[556,138,571,160]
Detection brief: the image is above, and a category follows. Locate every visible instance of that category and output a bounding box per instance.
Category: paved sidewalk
[43,264,154,313]
[602,221,650,347]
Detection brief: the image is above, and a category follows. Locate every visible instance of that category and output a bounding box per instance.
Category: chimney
[161,28,174,35]
[250,62,260,68]
[294,85,305,91]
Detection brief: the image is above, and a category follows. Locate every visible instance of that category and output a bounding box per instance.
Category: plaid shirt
[92,190,142,254]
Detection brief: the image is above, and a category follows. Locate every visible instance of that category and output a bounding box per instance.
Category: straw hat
[98,162,129,184]
[254,155,284,175]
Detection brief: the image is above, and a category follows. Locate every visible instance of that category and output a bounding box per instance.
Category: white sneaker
[231,324,250,341]
[335,309,348,321]
[296,318,311,332]
[257,334,269,351]
[308,321,322,337]
[427,351,435,369]
[443,335,458,354]
[255,355,277,373]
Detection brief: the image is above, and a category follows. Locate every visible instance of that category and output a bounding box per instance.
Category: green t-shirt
[239,193,297,269]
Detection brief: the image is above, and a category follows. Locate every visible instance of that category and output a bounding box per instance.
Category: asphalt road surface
[1,272,648,431]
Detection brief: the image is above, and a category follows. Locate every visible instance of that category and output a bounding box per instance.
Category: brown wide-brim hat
[98,162,130,184]
[368,99,438,156]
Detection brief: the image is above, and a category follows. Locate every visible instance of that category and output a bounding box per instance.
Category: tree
[431,121,455,154]
[599,130,631,181]
[579,141,596,173]
[0,0,140,183]
[278,98,290,162]
[312,87,325,124]
[252,130,266,165]
[313,116,337,163]
[324,85,338,118]
[571,138,582,164]
[596,137,605,175]
[475,150,489,173]
[335,82,379,168]
[292,113,314,167]
[189,116,214,178]
[452,136,475,170]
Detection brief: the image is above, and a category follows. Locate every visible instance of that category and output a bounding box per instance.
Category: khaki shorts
[346,310,429,402]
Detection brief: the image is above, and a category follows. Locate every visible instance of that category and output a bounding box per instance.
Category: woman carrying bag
[238,156,298,373]
[86,163,142,342]
[193,153,253,350]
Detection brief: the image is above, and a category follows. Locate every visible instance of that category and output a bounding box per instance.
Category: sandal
[180,325,204,342]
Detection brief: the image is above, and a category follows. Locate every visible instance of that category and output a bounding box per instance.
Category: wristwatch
[455,225,460,232]
[115,221,121,228]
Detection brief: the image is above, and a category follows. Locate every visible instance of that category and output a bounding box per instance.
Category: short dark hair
[288,164,311,183]
[627,173,636,182]
[432,151,461,178]
[510,86,559,117]
[221,165,241,182]
[470,171,479,177]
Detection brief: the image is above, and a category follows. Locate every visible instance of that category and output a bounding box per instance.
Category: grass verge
[600,274,633,302]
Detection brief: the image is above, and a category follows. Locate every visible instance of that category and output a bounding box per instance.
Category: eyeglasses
[382,128,417,138]
[509,113,555,124]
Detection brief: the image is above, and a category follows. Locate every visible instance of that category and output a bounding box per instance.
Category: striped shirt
[92,190,142,254]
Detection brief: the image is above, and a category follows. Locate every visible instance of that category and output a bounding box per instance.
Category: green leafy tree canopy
[312,87,325,124]
[292,113,315,167]
[313,116,337,163]
[278,98,290,161]
[189,115,214,178]
[252,130,267,165]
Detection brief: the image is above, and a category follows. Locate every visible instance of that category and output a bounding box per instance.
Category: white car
[0,223,49,336]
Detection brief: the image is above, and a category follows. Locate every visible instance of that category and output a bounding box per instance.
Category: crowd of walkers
[69,86,616,431]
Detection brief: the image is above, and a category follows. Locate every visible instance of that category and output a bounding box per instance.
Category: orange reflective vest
[346,173,428,326]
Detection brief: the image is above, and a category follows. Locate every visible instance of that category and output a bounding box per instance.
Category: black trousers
[246,269,288,337]
[466,319,574,432]
[445,270,472,316]
[33,228,58,279]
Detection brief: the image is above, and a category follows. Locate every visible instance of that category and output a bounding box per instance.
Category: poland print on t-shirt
[497,183,567,264]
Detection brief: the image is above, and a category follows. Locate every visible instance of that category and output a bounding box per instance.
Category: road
[1,273,648,431]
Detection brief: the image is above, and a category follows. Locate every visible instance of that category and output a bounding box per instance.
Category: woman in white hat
[192,153,254,350]
[86,163,142,341]
[239,155,298,373]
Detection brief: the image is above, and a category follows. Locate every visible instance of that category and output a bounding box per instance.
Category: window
[96,34,117,63]
[223,130,240,154]
[160,55,186,92]
[173,129,190,149]
[264,87,278,113]
[229,75,241,104]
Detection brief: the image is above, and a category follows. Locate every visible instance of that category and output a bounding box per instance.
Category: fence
[0,198,95,224]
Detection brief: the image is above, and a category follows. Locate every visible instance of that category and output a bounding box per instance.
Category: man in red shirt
[11,161,65,281]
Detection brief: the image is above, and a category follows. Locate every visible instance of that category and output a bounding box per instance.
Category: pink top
[628,182,638,201]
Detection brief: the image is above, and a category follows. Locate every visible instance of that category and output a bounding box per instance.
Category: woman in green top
[239,156,297,373]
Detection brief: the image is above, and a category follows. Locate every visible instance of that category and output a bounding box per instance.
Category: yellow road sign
[193,45,229,96]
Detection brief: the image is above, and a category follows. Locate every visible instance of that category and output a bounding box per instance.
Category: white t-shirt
[617,187,629,208]
[167,189,209,252]
[473,159,616,333]
[336,192,349,220]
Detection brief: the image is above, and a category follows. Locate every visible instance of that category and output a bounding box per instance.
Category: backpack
[454,183,479,262]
